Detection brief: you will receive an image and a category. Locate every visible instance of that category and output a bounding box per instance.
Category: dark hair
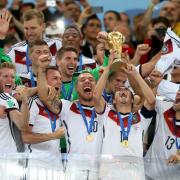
[64,24,82,37]
[81,14,101,35]
[104,10,121,21]
[119,12,130,24]
[56,46,78,60]
[21,2,35,9]
[151,17,170,27]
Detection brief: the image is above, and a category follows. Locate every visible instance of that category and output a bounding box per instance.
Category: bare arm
[138,0,159,38]
[9,93,29,131]
[131,44,151,66]
[93,50,115,113]
[22,126,65,144]
[124,64,156,108]
[37,55,61,114]
[141,51,161,78]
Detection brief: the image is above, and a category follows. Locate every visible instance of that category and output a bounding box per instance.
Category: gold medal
[86,134,94,142]
[122,140,128,148]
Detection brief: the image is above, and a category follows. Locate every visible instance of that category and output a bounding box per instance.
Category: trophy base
[110,59,127,72]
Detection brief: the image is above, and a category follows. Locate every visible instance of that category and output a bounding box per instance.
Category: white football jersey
[0,93,19,153]
[145,99,179,179]
[60,100,104,155]
[26,95,61,154]
[7,37,62,74]
[101,105,154,157]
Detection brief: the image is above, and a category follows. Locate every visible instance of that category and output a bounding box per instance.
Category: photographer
[140,17,170,64]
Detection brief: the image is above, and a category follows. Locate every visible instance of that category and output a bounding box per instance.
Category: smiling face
[76,73,96,102]
[57,50,78,79]
[0,68,15,94]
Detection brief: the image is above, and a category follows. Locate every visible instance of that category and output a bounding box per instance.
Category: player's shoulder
[7,41,27,53]
[0,92,12,100]
[28,94,39,108]
[10,41,27,49]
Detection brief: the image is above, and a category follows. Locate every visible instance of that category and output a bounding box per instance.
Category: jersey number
[165,136,175,150]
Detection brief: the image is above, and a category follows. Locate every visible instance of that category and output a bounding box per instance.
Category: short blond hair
[22,9,44,24]
[0,62,16,74]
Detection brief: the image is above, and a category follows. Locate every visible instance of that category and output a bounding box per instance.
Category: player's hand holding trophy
[107,31,127,72]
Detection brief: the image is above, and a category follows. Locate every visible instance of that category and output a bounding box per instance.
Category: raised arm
[123,64,156,109]
[131,44,151,66]
[0,8,11,55]
[93,50,115,113]
[37,55,61,114]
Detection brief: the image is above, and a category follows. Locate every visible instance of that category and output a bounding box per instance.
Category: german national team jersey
[26,95,61,154]
[7,37,62,74]
[60,100,103,155]
[0,93,19,153]
[145,99,180,179]
[155,28,180,74]
[101,105,154,157]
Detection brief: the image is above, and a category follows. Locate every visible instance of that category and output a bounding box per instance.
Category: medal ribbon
[45,108,56,132]
[103,90,113,103]
[26,45,32,73]
[117,112,133,141]
[176,137,180,150]
[77,101,95,134]
[78,53,83,72]
[61,81,74,100]
[30,71,36,87]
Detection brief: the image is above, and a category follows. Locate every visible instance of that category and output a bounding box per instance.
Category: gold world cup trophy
[107,31,126,71]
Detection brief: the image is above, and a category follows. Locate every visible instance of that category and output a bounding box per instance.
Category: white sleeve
[60,99,71,121]
[155,28,180,74]
[140,106,156,134]
[155,54,174,74]
[157,80,179,101]
[0,93,19,110]
[28,98,39,126]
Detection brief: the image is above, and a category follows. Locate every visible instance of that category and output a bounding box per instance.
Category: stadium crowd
[0,0,179,179]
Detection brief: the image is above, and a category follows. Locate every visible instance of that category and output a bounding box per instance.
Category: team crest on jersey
[132,114,139,123]
[161,39,173,55]
[7,99,15,108]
